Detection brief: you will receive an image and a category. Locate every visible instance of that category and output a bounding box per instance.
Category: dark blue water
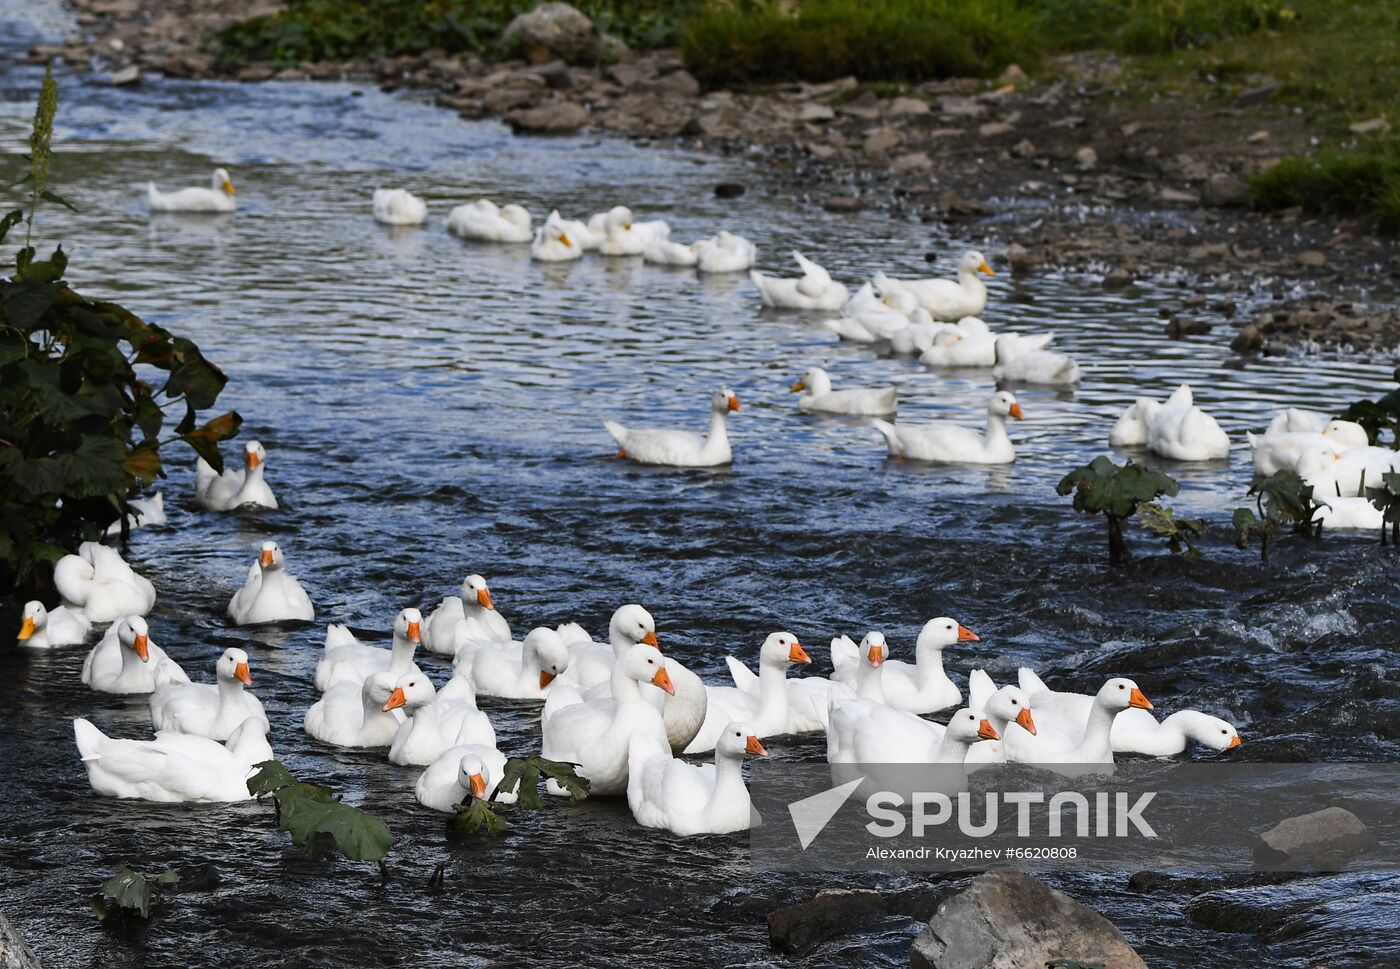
[2,3,1398,966]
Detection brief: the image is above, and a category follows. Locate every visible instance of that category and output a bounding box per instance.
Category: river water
[2,3,1398,966]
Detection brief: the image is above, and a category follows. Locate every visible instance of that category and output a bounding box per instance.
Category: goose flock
[33,165,1384,841]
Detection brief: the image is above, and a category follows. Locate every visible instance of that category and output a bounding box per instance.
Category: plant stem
[1108,515,1126,564]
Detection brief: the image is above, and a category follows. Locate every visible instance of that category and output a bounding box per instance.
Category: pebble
[824,195,863,213]
[978,121,1014,138]
[110,65,140,86]
[1298,250,1327,267]
[713,182,745,199]
[1074,146,1098,169]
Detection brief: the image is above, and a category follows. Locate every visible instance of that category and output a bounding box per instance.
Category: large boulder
[910,870,1147,969]
[0,913,41,969]
[1254,806,1378,869]
[501,3,621,66]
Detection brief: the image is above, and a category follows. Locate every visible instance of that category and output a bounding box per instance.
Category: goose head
[791,368,831,396]
[1323,420,1369,450]
[604,205,635,235]
[1097,677,1153,713]
[226,716,273,764]
[394,608,424,647]
[216,647,253,686]
[244,440,266,473]
[524,626,572,688]
[959,250,994,277]
[212,168,235,196]
[457,752,490,799]
[1175,711,1241,752]
[460,574,495,611]
[1295,446,1342,480]
[118,616,151,662]
[881,288,919,316]
[542,211,573,250]
[917,617,978,657]
[610,604,658,649]
[947,707,1000,744]
[619,643,674,695]
[716,720,767,760]
[500,204,531,230]
[712,388,741,414]
[714,230,736,247]
[384,670,436,712]
[957,316,990,335]
[987,685,1036,735]
[17,601,44,642]
[990,391,1023,421]
[256,540,284,571]
[860,631,889,669]
[362,671,399,712]
[759,631,810,669]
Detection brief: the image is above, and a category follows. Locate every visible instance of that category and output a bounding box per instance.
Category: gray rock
[1255,806,1377,869]
[1232,323,1265,353]
[109,64,141,86]
[1005,242,1039,274]
[1349,117,1389,135]
[768,888,888,955]
[713,182,745,199]
[1010,138,1036,159]
[692,105,743,140]
[937,191,989,218]
[798,102,835,122]
[978,121,1014,138]
[910,870,1147,969]
[863,127,902,155]
[1074,146,1098,169]
[1233,82,1280,107]
[891,151,933,173]
[1297,250,1328,268]
[597,32,631,64]
[1201,173,1252,208]
[1102,268,1134,289]
[1166,317,1212,338]
[505,99,589,134]
[529,60,574,89]
[824,195,864,213]
[1159,186,1199,204]
[482,85,541,114]
[938,95,983,118]
[0,913,41,969]
[886,96,930,116]
[837,89,881,119]
[501,2,600,65]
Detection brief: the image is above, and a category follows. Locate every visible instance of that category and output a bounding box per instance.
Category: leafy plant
[1231,506,1277,559]
[1365,470,1400,545]
[1233,469,1324,559]
[447,797,510,838]
[1,65,241,594]
[446,755,590,839]
[246,761,392,862]
[1138,501,1207,555]
[1338,369,1400,446]
[90,865,179,921]
[1056,456,1180,564]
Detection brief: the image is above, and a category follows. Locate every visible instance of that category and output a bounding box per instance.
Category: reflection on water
[0,4,1396,968]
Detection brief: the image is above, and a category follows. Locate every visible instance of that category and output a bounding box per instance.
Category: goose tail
[1017,666,1049,698]
[74,718,107,762]
[870,418,901,455]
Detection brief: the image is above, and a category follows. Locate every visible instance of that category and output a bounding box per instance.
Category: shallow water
[2,4,1399,967]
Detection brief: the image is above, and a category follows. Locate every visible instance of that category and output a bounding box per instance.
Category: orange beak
[867,646,883,668]
[406,621,421,643]
[539,670,557,690]
[234,662,252,686]
[17,617,35,641]
[727,395,741,412]
[259,548,274,568]
[977,719,1000,741]
[477,587,494,610]
[468,772,487,798]
[1015,707,1037,735]
[650,667,675,696]
[245,448,259,471]
[132,634,149,662]
[559,232,572,248]
[978,261,995,276]
[641,630,658,647]
[1009,403,1024,420]
[957,625,979,642]
[745,735,768,756]
[789,641,812,664]
[790,380,806,393]
[1128,687,1153,710]
[384,687,407,711]
[1226,736,1242,750]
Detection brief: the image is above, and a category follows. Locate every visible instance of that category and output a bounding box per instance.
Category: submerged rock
[909,870,1147,969]
[1255,806,1378,869]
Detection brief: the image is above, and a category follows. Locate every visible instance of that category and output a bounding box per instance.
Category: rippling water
[2,4,1398,967]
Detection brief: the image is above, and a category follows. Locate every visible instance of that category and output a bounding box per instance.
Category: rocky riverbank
[31,0,1400,358]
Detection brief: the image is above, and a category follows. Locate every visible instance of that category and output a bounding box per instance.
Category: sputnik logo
[787,776,865,849]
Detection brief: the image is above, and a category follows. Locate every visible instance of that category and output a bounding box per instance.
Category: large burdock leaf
[181,411,242,473]
[447,798,508,838]
[90,865,179,920]
[246,760,392,863]
[1056,455,1179,519]
[0,449,67,496]
[2,279,62,327]
[164,338,228,410]
[498,754,590,809]
[65,436,129,497]
[123,445,162,486]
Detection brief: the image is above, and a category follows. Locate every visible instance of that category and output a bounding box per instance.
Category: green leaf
[2,279,62,327]
[123,446,162,487]
[64,436,129,497]
[1138,501,1206,556]
[446,798,509,838]
[164,338,228,410]
[0,448,67,497]
[39,189,76,212]
[181,411,242,472]
[245,759,303,798]
[246,760,392,862]
[0,209,21,245]
[0,328,31,365]
[1057,456,1179,520]
[498,754,590,808]
[90,865,179,921]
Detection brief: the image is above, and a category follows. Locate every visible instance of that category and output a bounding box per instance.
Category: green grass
[1249,148,1400,232]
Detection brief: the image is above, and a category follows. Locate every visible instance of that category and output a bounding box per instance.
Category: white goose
[54,543,155,624]
[16,600,90,648]
[751,252,849,310]
[593,206,668,256]
[556,605,659,688]
[541,644,674,796]
[919,319,998,368]
[424,573,511,656]
[1300,445,1400,498]
[148,168,236,214]
[1314,496,1385,530]
[686,632,811,753]
[227,541,315,625]
[81,616,187,695]
[372,188,427,225]
[642,224,700,267]
[606,388,740,467]
[1269,408,1329,435]
[824,284,922,344]
[1108,397,1164,448]
[627,720,765,836]
[195,440,277,511]
[416,745,517,811]
[1146,385,1230,461]
[149,647,267,740]
[992,336,1080,386]
[1248,420,1368,478]
[446,199,532,242]
[104,492,166,537]
[874,251,994,321]
[1017,668,1239,757]
[832,617,973,714]
[467,626,573,700]
[694,230,756,273]
[962,671,1038,764]
[385,671,496,766]
[1003,677,1153,765]
[74,715,272,802]
[791,367,896,416]
[822,693,998,766]
[871,391,1023,464]
[313,608,427,692]
[304,671,404,748]
[531,210,585,261]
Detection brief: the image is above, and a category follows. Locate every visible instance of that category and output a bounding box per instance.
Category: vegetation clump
[1056,456,1181,564]
[1232,470,1323,560]
[447,754,590,838]
[246,761,394,862]
[90,865,179,921]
